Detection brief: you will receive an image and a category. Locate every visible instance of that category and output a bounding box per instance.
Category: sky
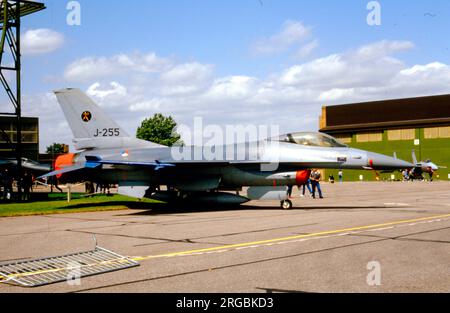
[3,0,450,152]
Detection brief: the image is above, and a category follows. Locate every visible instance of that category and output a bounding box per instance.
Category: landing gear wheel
[281,200,293,210]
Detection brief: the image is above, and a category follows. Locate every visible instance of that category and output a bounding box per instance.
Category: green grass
[0,194,161,217]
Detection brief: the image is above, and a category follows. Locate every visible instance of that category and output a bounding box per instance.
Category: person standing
[300,179,312,197]
[310,170,324,199]
[2,169,13,200]
[287,185,294,198]
[402,169,409,181]
[338,170,343,183]
[22,171,33,202]
[329,174,335,184]
[0,170,4,201]
[428,168,434,182]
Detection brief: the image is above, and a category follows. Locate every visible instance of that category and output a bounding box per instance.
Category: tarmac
[0,181,449,293]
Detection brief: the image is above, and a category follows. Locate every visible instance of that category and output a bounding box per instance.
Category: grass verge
[0,194,160,217]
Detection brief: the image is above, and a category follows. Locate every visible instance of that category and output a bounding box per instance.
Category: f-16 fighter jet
[409,150,447,181]
[40,89,413,209]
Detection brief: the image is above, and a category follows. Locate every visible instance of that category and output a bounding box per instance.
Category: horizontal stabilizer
[38,156,105,179]
[38,164,89,179]
[39,156,176,179]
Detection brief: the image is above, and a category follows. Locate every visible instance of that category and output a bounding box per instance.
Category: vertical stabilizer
[54,88,129,139]
[412,150,419,165]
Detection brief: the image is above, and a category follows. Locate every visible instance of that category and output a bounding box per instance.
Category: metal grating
[0,246,139,287]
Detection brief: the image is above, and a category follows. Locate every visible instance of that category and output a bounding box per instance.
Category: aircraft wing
[97,160,175,170]
[0,158,51,172]
[0,159,12,165]
[104,159,347,171]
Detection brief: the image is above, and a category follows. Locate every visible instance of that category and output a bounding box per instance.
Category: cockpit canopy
[274,132,348,148]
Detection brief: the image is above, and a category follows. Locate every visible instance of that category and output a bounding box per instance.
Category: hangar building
[0,116,39,161]
[320,94,450,181]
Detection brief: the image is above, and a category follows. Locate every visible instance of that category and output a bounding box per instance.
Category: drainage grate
[0,246,139,287]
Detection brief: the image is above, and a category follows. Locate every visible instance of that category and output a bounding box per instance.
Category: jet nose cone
[367,152,414,170]
[430,163,439,171]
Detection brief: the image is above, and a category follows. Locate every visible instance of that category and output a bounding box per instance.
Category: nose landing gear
[281,199,293,210]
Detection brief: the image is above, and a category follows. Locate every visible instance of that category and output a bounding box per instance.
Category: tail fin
[55,88,128,139]
[412,150,418,165]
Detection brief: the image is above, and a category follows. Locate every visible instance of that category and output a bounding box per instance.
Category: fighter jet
[0,158,51,173]
[40,88,413,209]
[409,150,446,181]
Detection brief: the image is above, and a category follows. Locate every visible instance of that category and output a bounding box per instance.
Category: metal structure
[0,0,45,200]
[0,246,140,287]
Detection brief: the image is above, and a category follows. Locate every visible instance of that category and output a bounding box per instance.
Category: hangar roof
[320,94,450,133]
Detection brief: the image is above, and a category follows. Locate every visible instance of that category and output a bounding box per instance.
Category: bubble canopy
[273,132,348,148]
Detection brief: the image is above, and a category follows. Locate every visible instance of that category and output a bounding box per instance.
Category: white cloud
[64,57,118,82]
[295,39,319,59]
[279,54,347,86]
[253,20,313,56]
[22,29,64,55]
[355,40,414,60]
[160,62,214,96]
[279,40,415,89]
[400,62,447,76]
[161,62,213,83]
[204,76,258,100]
[64,52,172,82]
[20,92,72,152]
[26,39,450,152]
[129,98,163,112]
[317,88,356,102]
[87,82,127,99]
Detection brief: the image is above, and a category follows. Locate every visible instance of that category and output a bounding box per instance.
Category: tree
[46,143,68,154]
[136,114,181,147]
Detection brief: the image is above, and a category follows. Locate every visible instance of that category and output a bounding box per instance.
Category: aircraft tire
[281,200,293,210]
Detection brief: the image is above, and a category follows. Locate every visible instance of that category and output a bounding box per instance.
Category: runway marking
[1,213,450,285]
[131,213,450,262]
[384,203,409,207]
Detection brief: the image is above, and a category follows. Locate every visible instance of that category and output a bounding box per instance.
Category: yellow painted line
[132,213,450,261]
[1,213,450,284]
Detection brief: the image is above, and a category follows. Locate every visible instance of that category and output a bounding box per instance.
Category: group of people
[0,169,34,202]
[288,169,325,199]
[0,169,13,201]
[85,181,113,195]
[402,168,434,182]
[328,170,344,184]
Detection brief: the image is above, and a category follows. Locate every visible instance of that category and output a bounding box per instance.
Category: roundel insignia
[82,111,92,122]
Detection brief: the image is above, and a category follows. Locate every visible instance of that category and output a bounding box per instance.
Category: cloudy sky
[4,0,450,152]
